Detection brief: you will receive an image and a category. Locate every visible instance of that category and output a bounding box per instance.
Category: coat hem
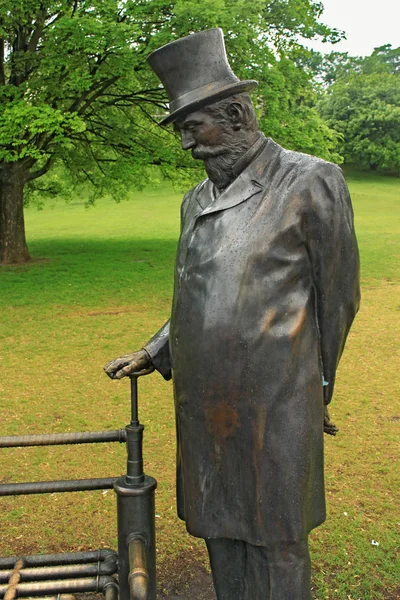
[180,515,327,546]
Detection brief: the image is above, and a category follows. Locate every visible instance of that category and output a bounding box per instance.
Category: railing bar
[0,478,118,497]
[0,561,118,582]
[0,575,116,597]
[0,551,116,570]
[14,596,76,600]
[0,430,126,448]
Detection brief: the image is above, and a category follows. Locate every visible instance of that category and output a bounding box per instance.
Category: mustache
[191,145,229,159]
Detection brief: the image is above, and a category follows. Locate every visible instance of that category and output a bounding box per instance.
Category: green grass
[0,173,399,599]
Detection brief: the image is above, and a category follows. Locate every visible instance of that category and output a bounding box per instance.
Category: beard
[192,137,252,191]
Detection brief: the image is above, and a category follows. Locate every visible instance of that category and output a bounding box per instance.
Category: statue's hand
[324,406,338,436]
[103,349,152,380]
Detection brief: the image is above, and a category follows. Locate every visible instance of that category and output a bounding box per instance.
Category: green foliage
[315,44,400,86]
[0,0,342,197]
[0,0,185,195]
[360,44,400,76]
[315,45,400,174]
[0,101,84,162]
[256,49,342,162]
[0,0,346,262]
[319,69,400,174]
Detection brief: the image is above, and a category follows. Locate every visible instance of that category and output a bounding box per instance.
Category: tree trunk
[0,162,30,264]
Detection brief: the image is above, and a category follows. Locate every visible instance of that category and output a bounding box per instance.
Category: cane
[114,367,157,600]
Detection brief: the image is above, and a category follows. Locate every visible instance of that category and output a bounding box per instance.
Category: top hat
[147,28,258,125]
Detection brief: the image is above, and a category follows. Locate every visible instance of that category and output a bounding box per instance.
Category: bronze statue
[104,29,360,600]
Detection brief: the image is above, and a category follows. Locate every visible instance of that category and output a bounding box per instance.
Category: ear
[226,102,244,130]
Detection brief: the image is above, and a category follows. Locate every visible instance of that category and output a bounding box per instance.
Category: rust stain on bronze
[281,194,301,228]
[262,308,277,332]
[254,405,267,524]
[255,405,267,452]
[289,307,307,340]
[206,403,240,439]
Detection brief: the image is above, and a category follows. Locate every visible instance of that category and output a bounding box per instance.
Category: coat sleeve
[303,163,360,405]
[144,320,171,381]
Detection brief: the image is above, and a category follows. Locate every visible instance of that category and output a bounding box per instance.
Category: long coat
[145,137,360,545]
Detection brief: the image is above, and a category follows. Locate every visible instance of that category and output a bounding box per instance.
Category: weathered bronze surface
[104,28,360,599]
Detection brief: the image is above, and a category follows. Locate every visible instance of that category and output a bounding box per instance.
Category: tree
[318,47,400,174]
[361,44,400,76]
[0,0,341,264]
[255,48,342,160]
[315,44,400,86]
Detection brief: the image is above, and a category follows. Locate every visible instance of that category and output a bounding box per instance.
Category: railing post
[114,371,157,600]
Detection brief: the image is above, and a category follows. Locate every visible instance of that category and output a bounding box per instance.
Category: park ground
[0,171,399,599]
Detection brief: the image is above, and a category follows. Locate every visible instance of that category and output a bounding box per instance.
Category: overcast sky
[305,0,400,56]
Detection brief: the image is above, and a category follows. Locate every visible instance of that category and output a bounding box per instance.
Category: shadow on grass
[0,238,179,308]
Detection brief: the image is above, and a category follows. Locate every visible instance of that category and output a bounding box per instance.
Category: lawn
[0,171,399,599]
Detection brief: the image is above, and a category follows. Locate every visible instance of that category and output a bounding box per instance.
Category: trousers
[205,537,312,600]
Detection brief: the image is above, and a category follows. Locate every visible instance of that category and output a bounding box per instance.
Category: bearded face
[175,106,255,191]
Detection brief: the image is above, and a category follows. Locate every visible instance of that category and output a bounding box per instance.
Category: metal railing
[0,372,157,600]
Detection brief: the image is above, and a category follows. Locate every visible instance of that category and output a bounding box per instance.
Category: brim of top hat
[159,79,258,126]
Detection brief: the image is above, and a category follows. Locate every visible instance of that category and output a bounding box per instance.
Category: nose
[181,130,195,151]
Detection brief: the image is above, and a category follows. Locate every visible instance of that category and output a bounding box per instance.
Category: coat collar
[195,135,278,216]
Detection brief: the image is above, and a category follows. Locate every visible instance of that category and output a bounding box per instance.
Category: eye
[184,121,202,131]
